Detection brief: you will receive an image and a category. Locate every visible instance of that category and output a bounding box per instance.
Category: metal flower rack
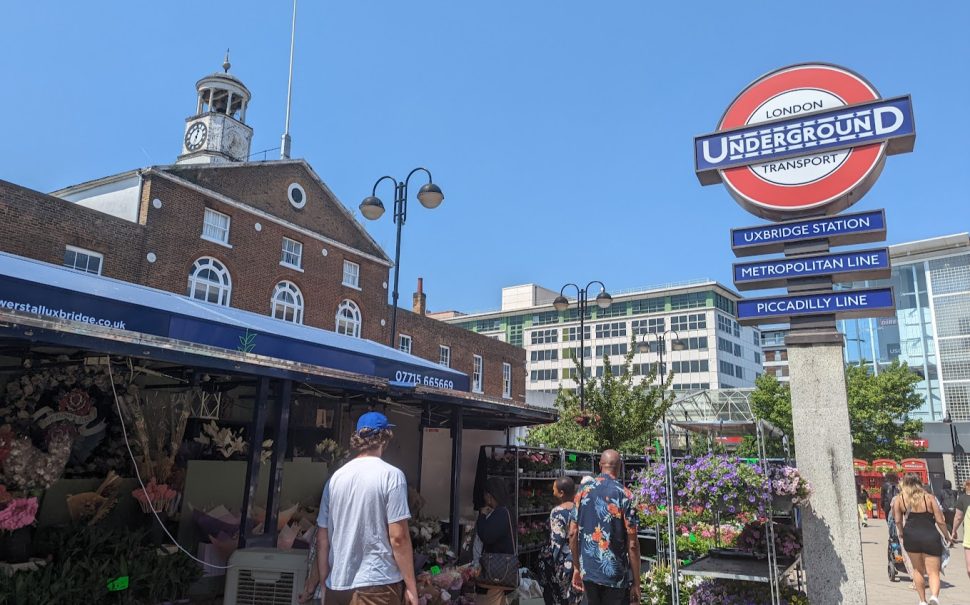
[663,419,806,605]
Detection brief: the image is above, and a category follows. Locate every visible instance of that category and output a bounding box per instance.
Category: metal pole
[389,182,406,346]
[449,408,464,554]
[239,376,270,548]
[578,288,587,411]
[263,379,292,546]
[662,417,679,605]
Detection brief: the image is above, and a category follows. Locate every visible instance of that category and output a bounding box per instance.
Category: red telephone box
[901,458,929,485]
[869,459,902,519]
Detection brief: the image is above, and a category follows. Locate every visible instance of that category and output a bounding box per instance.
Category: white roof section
[0,251,462,378]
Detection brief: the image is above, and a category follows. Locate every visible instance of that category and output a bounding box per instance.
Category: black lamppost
[553,281,612,413]
[360,168,444,346]
[637,329,685,389]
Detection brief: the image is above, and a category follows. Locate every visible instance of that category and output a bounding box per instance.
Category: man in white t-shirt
[313,412,417,605]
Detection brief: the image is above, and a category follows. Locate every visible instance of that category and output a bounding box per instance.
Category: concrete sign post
[695,63,915,604]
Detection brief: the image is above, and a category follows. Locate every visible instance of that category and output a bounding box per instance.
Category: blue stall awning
[0,252,468,391]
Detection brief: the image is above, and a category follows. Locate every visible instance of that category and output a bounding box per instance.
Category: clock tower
[177,53,253,164]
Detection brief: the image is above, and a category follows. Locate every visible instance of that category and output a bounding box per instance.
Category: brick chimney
[412,277,427,316]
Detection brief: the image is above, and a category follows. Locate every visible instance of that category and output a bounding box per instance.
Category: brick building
[0,61,525,404]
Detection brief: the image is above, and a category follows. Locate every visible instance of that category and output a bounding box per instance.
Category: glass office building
[837,233,970,423]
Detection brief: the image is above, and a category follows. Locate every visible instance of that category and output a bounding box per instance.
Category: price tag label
[430,565,441,576]
[568,454,577,462]
[107,576,129,592]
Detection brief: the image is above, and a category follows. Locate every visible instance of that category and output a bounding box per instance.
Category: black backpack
[881,483,899,514]
[941,489,958,512]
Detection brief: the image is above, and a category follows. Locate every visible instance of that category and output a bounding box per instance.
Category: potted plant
[767,464,812,513]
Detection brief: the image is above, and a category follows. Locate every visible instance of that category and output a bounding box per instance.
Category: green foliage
[525,340,674,454]
[846,361,924,460]
[744,362,924,461]
[2,525,202,604]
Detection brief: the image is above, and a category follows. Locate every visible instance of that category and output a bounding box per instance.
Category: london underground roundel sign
[694,63,915,221]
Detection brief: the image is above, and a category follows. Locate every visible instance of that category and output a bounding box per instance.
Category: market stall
[0,254,555,602]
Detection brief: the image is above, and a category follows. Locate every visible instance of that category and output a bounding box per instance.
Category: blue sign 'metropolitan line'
[695,96,915,177]
[733,248,890,289]
[737,288,895,323]
[731,209,886,256]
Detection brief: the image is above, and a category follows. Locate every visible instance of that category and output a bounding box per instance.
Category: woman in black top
[893,473,949,605]
[476,477,515,605]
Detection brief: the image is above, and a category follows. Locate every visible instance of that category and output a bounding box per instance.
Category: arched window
[187,257,231,306]
[335,299,362,338]
[271,281,304,324]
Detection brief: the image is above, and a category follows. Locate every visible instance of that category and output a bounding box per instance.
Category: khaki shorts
[329,582,404,605]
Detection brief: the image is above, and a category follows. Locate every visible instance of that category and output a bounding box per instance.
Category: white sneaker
[928,597,940,605]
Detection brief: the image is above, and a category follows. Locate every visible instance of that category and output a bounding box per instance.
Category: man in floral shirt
[569,450,640,605]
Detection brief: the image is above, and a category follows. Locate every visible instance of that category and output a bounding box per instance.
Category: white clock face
[185,122,207,151]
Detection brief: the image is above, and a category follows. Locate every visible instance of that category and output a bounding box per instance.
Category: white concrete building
[438,280,764,407]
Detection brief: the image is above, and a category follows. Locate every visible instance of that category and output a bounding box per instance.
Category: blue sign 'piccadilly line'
[731,209,886,256]
[736,288,895,323]
[733,248,890,290]
[695,96,915,176]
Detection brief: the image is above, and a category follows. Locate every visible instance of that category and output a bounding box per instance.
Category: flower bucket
[772,495,794,514]
[0,526,33,563]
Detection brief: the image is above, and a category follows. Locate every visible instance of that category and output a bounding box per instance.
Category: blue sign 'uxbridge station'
[737,288,895,323]
[731,209,886,256]
[733,248,890,289]
[695,95,915,177]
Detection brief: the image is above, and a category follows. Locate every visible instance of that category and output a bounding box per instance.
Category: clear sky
[2,1,967,313]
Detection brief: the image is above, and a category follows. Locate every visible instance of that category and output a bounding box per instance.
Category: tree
[746,361,924,461]
[845,361,924,460]
[525,343,674,454]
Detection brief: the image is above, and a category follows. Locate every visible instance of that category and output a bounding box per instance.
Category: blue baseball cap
[356,411,395,434]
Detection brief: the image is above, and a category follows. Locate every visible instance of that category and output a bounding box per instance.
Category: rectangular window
[473,355,483,392]
[530,349,559,362]
[563,367,591,380]
[531,329,559,344]
[202,208,230,244]
[532,311,560,326]
[502,363,512,398]
[595,365,625,377]
[754,352,762,364]
[595,343,628,357]
[508,317,524,347]
[671,313,706,332]
[753,331,761,346]
[561,307,593,322]
[717,315,736,334]
[672,360,709,373]
[281,237,303,269]
[734,343,742,357]
[735,365,744,379]
[670,292,707,310]
[632,317,665,335]
[631,298,665,314]
[562,346,591,360]
[398,334,412,354]
[342,260,360,288]
[733,322,741,338]
[598,302,627,319]
[476,318,502,332]
[439,346,451,368]
[720,360,734,375]
[530,368,559,382]
[595,322,627,339]
[633,362,659,376]
[674,336,708,351]
[718,337,734,354]
[562,325,591,342]
[63,246,103,275]
[714,293,736,315]
[672,382,711,391]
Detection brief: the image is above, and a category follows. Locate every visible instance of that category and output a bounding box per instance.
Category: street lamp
[637,329,684,389]
[360,168,444,346]
[553,281,612,413]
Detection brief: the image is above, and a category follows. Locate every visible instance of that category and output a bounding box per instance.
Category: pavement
[861,518,969,604]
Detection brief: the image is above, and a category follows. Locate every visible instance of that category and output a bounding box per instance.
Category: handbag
[478,509,519,590]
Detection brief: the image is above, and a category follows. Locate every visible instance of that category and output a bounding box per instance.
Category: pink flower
[0,497,39,531]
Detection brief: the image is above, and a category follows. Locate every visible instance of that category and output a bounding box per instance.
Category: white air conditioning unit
[224,548,308,605]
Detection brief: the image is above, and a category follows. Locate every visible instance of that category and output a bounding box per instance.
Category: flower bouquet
[132,479,179,514]
[314,438,345,465]
[0,495,39,562]
[640,563,698,605]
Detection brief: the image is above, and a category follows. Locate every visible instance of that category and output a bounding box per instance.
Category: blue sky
[2,1,967,313]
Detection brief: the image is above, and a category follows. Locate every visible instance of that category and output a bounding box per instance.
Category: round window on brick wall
[288,183,307,209]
